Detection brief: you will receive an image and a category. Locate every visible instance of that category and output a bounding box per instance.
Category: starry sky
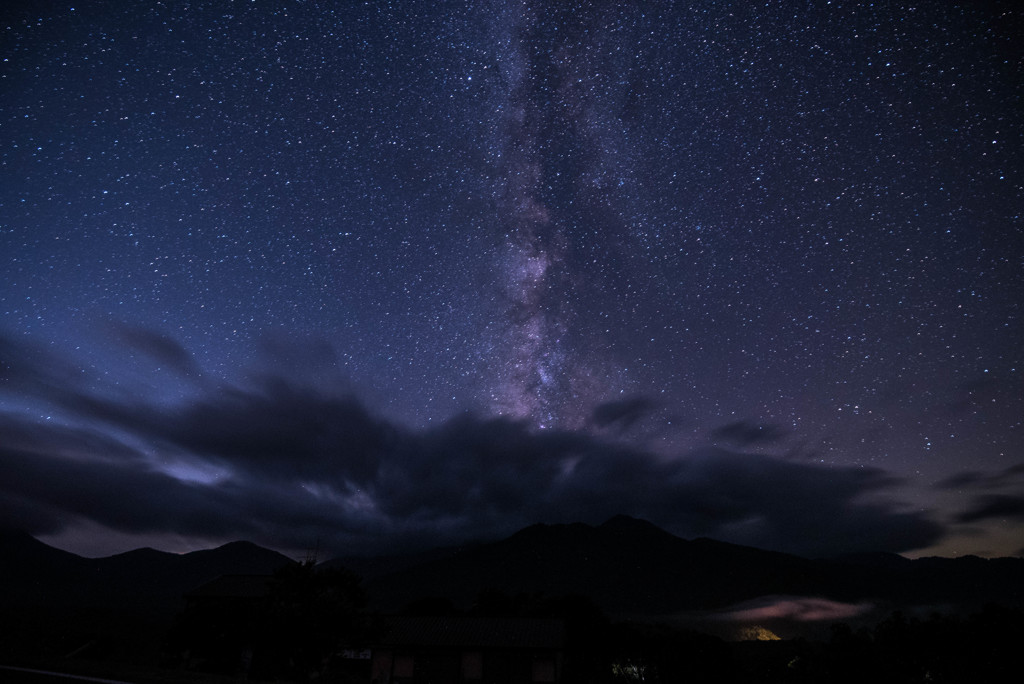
[2,1,1022,560]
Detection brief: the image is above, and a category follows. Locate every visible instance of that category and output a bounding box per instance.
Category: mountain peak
[598,515,669,536]
[215,540,266,552]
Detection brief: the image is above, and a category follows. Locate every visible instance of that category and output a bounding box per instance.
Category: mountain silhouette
[349,516,1024,616]
[2,518,1021,626]
[0,530,295,615]
[357,516,828,614]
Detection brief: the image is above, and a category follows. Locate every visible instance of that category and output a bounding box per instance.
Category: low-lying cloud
[714,595,875,623]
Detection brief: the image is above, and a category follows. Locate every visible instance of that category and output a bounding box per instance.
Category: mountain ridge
[0,530,297,613]
[2,518,1021,620]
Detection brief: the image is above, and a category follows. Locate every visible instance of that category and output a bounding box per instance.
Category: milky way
[484,0,646,428]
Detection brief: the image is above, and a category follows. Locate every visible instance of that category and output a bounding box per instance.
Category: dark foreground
[3,603,1022,684]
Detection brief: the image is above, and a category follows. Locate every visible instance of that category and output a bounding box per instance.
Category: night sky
[2,1,1022,561]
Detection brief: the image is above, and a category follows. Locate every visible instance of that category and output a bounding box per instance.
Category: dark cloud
[108,322,203,378]
[936,463,1024,491]
[0,416,389,551]
[147,381,398,489]
[0,438,231,539]
[0,330,82,393]
[1002,463,1024,478]
[0,330,946,558]
[935,471,986,490]
[957,495,1024,524]
[711,420,789,447]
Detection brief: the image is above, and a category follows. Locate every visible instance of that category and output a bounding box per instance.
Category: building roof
[375,616,565,650]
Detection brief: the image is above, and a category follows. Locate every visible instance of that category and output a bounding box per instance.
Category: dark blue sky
[2,1,1021,559]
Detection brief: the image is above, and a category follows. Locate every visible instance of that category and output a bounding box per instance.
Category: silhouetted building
[362,615,565,684]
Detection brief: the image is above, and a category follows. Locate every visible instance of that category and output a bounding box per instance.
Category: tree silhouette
[254,561,366,680]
